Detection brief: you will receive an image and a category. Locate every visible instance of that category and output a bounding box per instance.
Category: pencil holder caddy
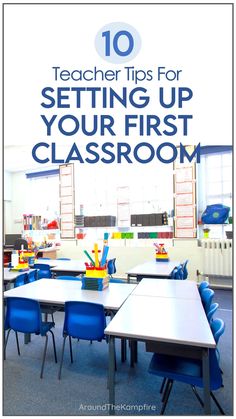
[85,267,108,278]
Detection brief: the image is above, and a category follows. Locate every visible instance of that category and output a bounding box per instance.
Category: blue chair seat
[149,350,222,390]
[4,297,57,378]
[107,258,124,282]
[33,263,52,279]
[27,270,38,283]
[170,265,184,280]
[181,259,189,279]
[148,318,225,415]
[14,273,28,288]
[58,301,106,379]
[201,288,215,314]
[207,302,219,323]
[198,280,209,296]
[38,321,56,336]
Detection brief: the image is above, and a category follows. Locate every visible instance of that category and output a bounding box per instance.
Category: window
[198,150,232,220]
[26,174,59,224]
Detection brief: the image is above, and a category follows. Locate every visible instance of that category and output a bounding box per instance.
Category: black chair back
[14,239,28,250]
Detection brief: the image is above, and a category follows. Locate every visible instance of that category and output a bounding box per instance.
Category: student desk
[132,278,201,300]
[105,288,215,415]
[34,259,87,276]
[4,279,136,348]
[50,260,87,276]
[33,259,59,267]
[126,260,180,281]
[3,278,136,313]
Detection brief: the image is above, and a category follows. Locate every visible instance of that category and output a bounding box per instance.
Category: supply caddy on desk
[10,246,33,271]
[154,243,169,262]
[82,242,110,291]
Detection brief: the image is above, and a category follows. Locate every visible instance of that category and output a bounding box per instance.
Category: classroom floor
[3,289,233,416]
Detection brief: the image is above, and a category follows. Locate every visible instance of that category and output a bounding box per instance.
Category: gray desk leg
[121,338,127,362]
[108,336,115,415]
[202,348,211,414]
[24,333,31,344]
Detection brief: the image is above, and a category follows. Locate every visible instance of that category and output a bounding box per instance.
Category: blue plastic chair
[4,297,57,378]
[148,318,225,415]
[56,276,81,281]
[107,258,117,276]
[4,317,20,358]
[58,301,106,379]
[33,263,52,279]
[198,280,209,296]
[181,259,189,279]
[201,288,215,315]
[56,258,71,261]
[107,258,125,283]
[109,278,125,283]
[32,266,56,322]
[27,270,38,283]
[207,302,219,323]
[170,265,184,280]
[14,273,28,288]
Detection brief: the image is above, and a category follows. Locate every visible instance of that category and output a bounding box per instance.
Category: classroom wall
[4,171,13,234]
[10,172,28,233]
[7,171,203,281]
[56,238,203,281]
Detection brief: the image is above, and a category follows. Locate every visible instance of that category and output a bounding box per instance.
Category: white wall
[57,237,203,281]
[10,172,28,233]
[4,171,13,233]
[6,170,203,280]
[8,171,60,234]
[4,171,12,201]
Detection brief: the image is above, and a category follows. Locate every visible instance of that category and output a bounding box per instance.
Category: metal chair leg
[160,377,167,394]
[161,379,170,402]
[58,335,67,380]
[49,330,57,363]
[40,334,48,379]
[4,329,11,360]
[15,331,21,356]
[191,385,225,415]
[161,379,173,415]
[191,385,204,407]
[210,391,225,415]
[161,378,171,403]
[69,336,73,363]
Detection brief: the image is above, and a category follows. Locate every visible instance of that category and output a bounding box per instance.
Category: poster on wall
[174,146,197,238]
[3,4,233,415]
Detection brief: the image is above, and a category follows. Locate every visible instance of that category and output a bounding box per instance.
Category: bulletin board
[59,163,75,239]
[174,147,197,238]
